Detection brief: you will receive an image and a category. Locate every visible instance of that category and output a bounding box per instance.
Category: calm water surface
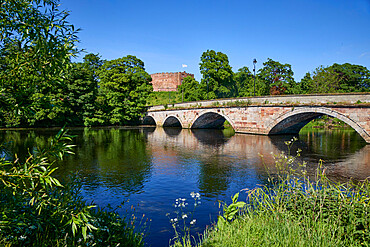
[0,127,369,246]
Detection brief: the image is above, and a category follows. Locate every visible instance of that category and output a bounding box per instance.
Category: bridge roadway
[144,93,370,143]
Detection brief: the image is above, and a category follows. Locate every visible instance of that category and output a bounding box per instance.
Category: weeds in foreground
[167,192,201,246]
[0,128,145,246]
[173,137,370,247]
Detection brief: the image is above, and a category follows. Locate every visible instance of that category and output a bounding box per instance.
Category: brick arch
[190,109,236,130]
[163,115,183,128]
[266,107,370,142]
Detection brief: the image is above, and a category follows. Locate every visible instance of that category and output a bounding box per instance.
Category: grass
[201,212,348,247]
[302,115,349,129]
[171,138,370,247]
[147,91,182,106]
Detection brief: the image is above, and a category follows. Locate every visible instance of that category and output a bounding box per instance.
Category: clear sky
[61,0,370,81]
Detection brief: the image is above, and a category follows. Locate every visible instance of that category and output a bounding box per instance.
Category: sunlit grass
[172,138,370,247]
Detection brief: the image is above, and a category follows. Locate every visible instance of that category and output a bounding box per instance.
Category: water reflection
[59,128,153,195]
[0,126,369,246]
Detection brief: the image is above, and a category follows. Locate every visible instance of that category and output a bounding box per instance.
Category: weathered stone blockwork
[146,94,370,143]
[150,72,194,92]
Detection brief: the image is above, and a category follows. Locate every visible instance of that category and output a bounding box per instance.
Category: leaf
[82,226,87,240]
[232,192,239,203]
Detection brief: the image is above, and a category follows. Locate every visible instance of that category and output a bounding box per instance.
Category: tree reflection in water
[0,126,368,247]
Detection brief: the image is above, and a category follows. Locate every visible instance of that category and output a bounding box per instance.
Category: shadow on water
[191,129,232,147]
[163,127,182,137]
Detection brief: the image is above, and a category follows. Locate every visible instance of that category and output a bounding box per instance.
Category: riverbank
[302,115,349,130]
[172,140,370,247]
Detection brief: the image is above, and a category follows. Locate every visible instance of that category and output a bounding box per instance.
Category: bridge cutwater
[144,93,370,144]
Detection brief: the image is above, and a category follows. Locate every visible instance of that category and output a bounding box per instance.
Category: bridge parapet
[148,93,370,111]
[145,93,370,143]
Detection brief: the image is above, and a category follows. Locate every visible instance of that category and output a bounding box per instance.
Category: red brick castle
[150,72,194,92]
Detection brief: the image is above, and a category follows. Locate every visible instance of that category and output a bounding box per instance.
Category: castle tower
[150,72,194,92]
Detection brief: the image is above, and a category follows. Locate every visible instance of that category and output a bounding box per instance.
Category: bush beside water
[0,129,144,246]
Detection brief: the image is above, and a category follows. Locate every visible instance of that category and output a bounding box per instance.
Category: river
[0,127,369,246]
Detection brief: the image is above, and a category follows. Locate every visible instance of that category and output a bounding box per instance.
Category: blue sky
[61,0,370,81]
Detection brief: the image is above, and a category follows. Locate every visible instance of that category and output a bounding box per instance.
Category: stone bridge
[144,93,370,143]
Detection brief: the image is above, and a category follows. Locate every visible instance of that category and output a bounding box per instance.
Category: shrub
[0,128,144,246]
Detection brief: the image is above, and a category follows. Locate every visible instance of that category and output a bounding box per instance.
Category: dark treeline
[178,50,370,102]
[1,1,369,128]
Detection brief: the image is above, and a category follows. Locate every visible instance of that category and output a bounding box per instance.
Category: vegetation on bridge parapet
[148,97,370,112]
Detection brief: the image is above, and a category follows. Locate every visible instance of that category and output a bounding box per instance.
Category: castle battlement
[150,71,194,92]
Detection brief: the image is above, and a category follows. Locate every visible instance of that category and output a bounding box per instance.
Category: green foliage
[177,76,205,102]
[97,55,153,125]
[258,58,296,95]
[298,72,313,94]
[234,66,264,97]
[173,138,370,247]
[147,91,182,106]
[0,128,145,246]
[62,54,102,126]
[331,63,370,92]
[307,66,340,94]
[199,50,236,99]
[247,139,370,245]
[216,192,246,230]
[167,192,202,246]
[299,63,370,94]
[0,0,79,127]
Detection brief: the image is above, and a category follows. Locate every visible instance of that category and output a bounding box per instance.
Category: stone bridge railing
[145,93,370,143]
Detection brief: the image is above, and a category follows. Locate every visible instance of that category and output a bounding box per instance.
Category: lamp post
[253,58,257,97]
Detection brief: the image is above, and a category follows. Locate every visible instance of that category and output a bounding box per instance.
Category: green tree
[83,53,104,80]
[308,66,343,94]
[234,66,265,97]
[199,50,236,99]
[300,63,370,94]
[63,62,98,126]
[177,76,205,102]
[258,58,296,95]
[97,55,153,125]
[330,63,370,92]
[0,0,79,127]
[298,72,313,94]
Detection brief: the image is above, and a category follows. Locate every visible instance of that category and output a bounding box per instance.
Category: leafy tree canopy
[301,63,370,94]
[97,55,153,125]
[234,66,266,97]
[330,63,370,92]
[258,58,296,95]
[199,50,236,99]
[177,76,204,102]
[0,0,79,127]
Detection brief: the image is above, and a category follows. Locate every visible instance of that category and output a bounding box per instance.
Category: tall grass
[173,138,370,247]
